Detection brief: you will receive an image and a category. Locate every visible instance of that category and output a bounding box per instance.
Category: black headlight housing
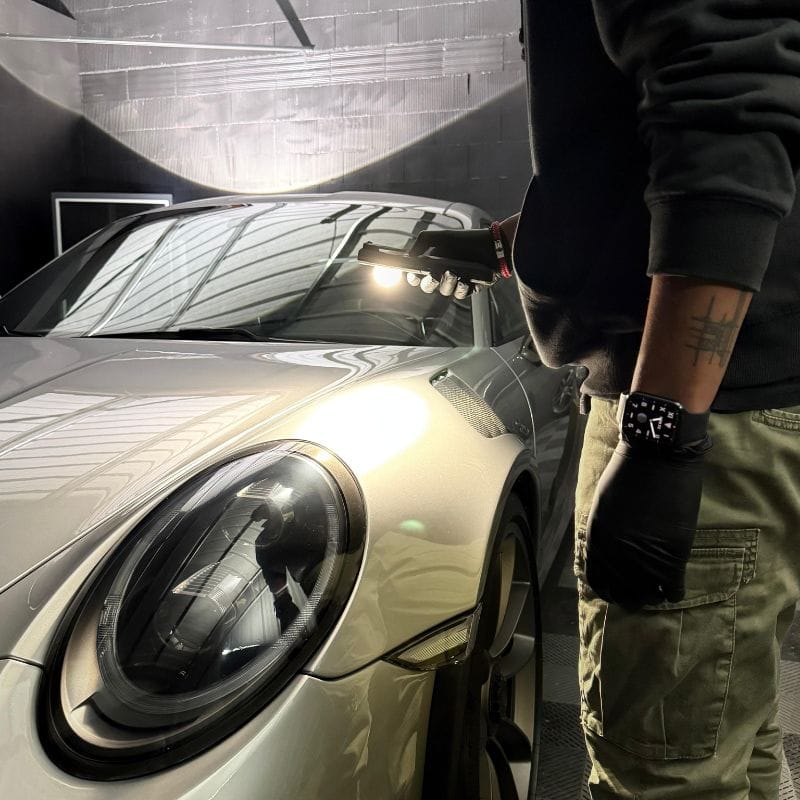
[39,442,365,779]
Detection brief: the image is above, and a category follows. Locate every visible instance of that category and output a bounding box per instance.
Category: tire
[423,494,543,800]
[552,370,579,417]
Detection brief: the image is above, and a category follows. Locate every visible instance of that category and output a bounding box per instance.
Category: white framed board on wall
[52,192,173,255]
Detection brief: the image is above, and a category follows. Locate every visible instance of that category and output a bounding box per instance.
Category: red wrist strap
[490,221,512,279]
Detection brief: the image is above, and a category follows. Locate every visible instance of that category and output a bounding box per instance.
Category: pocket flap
[643,528,759,611]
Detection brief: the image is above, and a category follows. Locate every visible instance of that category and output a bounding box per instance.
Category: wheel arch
[475,453,543,605]
[421,452,545,800]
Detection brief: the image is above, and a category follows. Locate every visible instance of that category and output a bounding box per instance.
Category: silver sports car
[0,193,584,800]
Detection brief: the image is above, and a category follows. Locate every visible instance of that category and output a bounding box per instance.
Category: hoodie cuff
[647,198,781,292]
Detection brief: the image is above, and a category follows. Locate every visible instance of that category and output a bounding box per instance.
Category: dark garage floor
[537,531,800,800]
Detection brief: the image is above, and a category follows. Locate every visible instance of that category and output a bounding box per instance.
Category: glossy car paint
[0,337,543,671]
[0,657,432,799]
[0,193,582,798]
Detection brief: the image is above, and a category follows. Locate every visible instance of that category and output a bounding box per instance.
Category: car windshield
[0,201,474,347]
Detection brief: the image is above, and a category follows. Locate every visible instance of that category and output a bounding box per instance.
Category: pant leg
[574,399,800,800]
[748,603,799,800]
[748,702,783,800]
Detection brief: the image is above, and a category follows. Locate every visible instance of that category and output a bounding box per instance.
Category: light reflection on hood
[0,338,446,590]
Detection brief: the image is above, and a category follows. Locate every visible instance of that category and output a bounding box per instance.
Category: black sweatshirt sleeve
[591,1,800,291]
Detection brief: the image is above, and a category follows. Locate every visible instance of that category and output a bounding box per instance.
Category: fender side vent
[431,372,507,438]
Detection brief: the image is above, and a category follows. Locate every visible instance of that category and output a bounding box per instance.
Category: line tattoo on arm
[685,292,748,368]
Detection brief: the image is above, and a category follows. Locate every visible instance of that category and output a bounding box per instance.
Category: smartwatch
[619,391,710,450]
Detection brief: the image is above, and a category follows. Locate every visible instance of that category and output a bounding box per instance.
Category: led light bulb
[372,265,403,288]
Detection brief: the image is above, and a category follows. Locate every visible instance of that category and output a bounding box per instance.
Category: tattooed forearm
[632,277,753,412]
[685,292,749,368]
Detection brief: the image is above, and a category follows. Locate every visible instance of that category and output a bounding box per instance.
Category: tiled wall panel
[74,0,531,216]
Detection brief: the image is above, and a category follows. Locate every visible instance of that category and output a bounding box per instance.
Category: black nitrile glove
[584,437,711,610]
[407,228,510,297]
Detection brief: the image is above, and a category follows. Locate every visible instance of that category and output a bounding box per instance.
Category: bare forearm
[631,276,753,413]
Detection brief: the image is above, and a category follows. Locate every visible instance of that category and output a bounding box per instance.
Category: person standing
[403,1,800,796]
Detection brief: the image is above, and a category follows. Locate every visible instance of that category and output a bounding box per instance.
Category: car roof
[167,191,490,230]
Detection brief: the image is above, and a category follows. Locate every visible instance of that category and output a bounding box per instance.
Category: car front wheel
[423,493,543,800]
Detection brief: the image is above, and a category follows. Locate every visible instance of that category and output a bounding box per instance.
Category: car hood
[0,337,445,591]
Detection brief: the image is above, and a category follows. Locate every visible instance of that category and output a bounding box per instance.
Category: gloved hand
[584,437,711,610]
[407,227,510,298]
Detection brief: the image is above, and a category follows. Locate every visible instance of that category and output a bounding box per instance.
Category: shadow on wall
[1,68,531,293]
[0,64,80,294]
[327,84,533,220]
[0,64,216,294]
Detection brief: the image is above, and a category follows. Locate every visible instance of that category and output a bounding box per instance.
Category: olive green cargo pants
[574,398,800,800]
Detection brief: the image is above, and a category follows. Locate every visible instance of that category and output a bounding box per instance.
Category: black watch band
[619,392,710,450]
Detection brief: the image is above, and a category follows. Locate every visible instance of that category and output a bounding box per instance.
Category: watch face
[621,393,680,446]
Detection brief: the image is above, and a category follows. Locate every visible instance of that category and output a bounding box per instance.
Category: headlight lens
[41,443,364,778]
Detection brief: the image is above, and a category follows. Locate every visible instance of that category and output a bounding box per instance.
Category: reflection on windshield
[51,220,175,336]
[10,202,474,348]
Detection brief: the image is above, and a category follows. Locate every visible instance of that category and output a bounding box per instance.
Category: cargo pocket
[577,528,759,760]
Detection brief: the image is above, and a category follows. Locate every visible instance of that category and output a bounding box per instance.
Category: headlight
[40,442,365,779]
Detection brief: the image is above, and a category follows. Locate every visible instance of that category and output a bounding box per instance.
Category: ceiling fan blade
[275,0,314,49]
